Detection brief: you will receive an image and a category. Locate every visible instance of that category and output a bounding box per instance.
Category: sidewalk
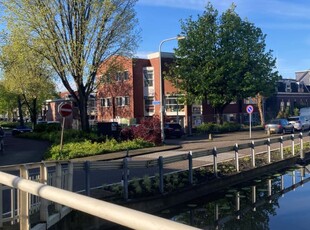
[72,129,271,162]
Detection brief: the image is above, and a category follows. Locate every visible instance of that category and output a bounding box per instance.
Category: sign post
[58,103,72,151]
[246,105,254,139]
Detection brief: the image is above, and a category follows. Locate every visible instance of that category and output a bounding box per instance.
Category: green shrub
[197,122,241,134]
[45,138,154,160]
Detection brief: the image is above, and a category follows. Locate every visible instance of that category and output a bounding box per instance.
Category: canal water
[157,164,310,230]
[52,163,310,229]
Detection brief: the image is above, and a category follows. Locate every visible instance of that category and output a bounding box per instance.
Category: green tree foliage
[168,3,279,124]
[0,81,18,120]
[2,0,140,132]
[0,27,57,126]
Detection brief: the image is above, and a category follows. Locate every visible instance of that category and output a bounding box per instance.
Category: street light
[159,36,185,143]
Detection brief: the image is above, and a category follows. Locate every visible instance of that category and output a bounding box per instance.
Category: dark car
[12,126,33,136]
[264,119,294,134]
[164,123,183,138]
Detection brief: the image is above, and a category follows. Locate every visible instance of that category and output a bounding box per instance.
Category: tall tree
[168,3,279,124]
[2,0,140,132]
[0,27,57,126]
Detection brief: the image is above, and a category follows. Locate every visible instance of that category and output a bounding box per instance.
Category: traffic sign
[59,103,72,117]
[152,101,160,105]
[246,105,254,114]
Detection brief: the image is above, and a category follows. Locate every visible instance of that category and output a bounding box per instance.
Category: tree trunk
[77,90,90,132]
[215,107,224,124]
[256,93,265,126]
[17,95,24,127]
[30,98,37,128]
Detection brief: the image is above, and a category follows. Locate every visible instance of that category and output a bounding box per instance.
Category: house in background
[265,71,310,120]
[43,92,97,129]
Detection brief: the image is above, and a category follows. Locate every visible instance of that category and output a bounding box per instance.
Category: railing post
[234,144,239,172]
[300,133,304,159]
[55,163,62,212]
[67,162,74,192]
[280,136,284,160]
[267,138,271,164]
[122,158,129,201]
[213,147,218,177]
[251,141,255,168]
[39,162,48,222]
[19,165,30,230]
[84,161,91,196]
[158,156,164,194]
[291,134,295,156]
[188,151,193,185]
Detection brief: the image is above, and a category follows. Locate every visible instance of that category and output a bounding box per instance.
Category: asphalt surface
[0,132,51,166]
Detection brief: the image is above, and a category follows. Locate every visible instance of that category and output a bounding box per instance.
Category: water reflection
[159,165,310,229]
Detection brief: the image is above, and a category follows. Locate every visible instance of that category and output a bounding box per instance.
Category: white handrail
[0,171,200,230]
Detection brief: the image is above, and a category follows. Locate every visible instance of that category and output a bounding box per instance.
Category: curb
[71,145,182,162]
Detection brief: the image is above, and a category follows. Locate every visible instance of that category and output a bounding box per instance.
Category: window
[116,97,122,106]
[143,69,153,87]
[123,71,129,80]
[116,71,129,81]
[165,95,184,113]
[116,96,129,106]
[145,96,154,113]
[100,98,112,107]
[124,96,130,105]
[116,72,122,81]
[192,105,202,115]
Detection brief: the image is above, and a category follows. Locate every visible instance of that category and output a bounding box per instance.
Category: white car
[288,116,310,131]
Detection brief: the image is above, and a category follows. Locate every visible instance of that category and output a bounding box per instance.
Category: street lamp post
[159,36,185,143]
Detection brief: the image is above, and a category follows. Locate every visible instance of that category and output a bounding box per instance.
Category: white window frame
[143,68,154,87]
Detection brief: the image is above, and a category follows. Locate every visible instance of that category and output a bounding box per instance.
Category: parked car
[12,126,33,136]
[264,119,294,134]
[164,123,183,138]
[288,116,310,131]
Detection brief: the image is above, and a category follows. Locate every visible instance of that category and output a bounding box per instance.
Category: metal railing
[0,133,308,229]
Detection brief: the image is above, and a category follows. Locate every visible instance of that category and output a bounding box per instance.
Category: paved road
[0,132,51,166]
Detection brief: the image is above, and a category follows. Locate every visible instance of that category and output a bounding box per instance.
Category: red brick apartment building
[96,52,195,130]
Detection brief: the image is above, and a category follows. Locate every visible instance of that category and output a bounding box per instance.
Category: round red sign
[59,103,72,117]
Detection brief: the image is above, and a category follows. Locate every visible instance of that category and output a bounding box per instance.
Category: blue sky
[135,0,310,79]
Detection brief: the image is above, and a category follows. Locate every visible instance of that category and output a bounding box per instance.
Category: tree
[0,27,57,126]
[2,0,140,132]
[168,3,279,124]
[0,81,18,121]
